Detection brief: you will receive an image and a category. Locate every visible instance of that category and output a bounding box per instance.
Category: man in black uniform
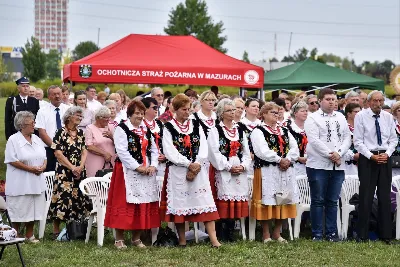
[5,77,40,140]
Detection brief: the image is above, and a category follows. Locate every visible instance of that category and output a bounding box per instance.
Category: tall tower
[34,0,68,52]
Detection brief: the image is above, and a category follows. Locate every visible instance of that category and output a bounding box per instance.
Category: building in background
[34,0,68,52]
[0,46,24,80]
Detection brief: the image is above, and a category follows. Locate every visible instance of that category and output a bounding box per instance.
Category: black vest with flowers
[117,123,152,165]
[164,119,201,166]
[237,122,254,153]
[152,119,164,155]
[216,124,244,162]
[287,124,307,157]
[253,125,290,169]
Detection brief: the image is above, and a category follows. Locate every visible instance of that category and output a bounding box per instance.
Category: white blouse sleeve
[114,126,140,170]
[208,127,231,171]
[240,132,251,170]
[149,135,159,168]
[4,136,18,164]
[286,132,300,163]
[250,128,281,163]
[162,127,191,167]
[195,126,208,164]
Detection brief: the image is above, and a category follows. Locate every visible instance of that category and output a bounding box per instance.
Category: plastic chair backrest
[340,175,359,205]
[296,175,311,205]
[43,171,56,202]
[102,172,112,180]
[79,177,110,209]
[248,175,254,198]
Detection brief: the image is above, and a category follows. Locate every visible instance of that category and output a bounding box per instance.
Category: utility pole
[274,33,277,59]
[97,28,100,47]
[350,52,354,72]
[261,50,266,62]
[287,32,293,65]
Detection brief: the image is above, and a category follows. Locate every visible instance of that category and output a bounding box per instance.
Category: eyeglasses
[155,94,164,98]
[224,109,236,113]
[309,101,318,105]
[151,106,158,111]
[204,99,217,102]
[23,121,35,126]
[269,111,279,115]
[100,116,110,120]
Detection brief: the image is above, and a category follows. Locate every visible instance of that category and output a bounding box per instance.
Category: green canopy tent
[263,59,385,94]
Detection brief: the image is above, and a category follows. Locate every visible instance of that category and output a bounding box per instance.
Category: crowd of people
[4,76,399,247]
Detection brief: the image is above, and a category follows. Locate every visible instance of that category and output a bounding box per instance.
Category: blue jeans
[306,167,344,238]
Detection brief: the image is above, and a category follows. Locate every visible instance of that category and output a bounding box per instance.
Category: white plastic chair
[392,175,400,240]
[38,171,56,239]
[79,176,110,247]
[340,175,359,239]
[294,175,310,238]
[102,172,112,180]
[247,174,293,241]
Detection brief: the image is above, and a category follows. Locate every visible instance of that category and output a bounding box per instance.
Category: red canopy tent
[63,34,264,88]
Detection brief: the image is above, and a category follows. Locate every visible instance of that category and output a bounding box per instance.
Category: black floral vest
[394,128,400,157]
[237,122,254,153]
[215,124,244,162]
[253,125,290,169]
[287,124,306,158]
[116,123,152,165]
[151,119,164,155]
[164,119,201,166]
[193,112,219,138]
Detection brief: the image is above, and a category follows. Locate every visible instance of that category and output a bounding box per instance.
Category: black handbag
[95,162,113,177]
[153,227,179,247]
[392,156,400,168]
[66,220,88,240]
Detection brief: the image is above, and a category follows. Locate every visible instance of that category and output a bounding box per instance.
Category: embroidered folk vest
[253,126,290,169]
[215,124,244,162]
[117,123,152,165]
[164,119,201,166]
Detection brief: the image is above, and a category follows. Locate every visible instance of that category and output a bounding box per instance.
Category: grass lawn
[1,96,400,266]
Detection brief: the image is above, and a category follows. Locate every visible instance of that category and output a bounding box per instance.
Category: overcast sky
[1,0,399,64]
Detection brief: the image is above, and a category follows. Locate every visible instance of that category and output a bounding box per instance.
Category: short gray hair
[216,98,235,120]
[291,100,308,118]
[151,87,163,96]
[192,100,200,110]
[306,94,317,102]
[94,106,111,120]
[345,90,359,99]
[367,90,384,101]
[63,106,83,124]
[104,99,117,108]
[14,111,35,131]
[47,85,61,96]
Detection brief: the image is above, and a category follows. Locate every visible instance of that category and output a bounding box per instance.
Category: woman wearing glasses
[287,101,308,176]
[250,102,299,243]
[191,90,218,138]
[343,103,361,175]
[208,99,251,240]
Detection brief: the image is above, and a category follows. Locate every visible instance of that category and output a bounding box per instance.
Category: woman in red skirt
[160,94,221,247]
[208,99,251,240]
[104,100,160,249]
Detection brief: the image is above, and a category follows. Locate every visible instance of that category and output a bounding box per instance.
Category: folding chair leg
[288,219,293,241]
[151,228,159,245]
[193,222,199,243]
[16,244,26,267]
[240,218,246,240]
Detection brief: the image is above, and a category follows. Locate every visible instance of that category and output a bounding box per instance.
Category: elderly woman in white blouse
[208,99,251,239]
[250,102,299,243]
[4,111,47,243]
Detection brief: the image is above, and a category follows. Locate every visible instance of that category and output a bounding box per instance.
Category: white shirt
[19,94,28,103]
[116,109,127,123]
[39,100,49,109]
[354,108,397,159]
[87,99,102,113]
[304,109,351,170]
[190,110,217,128]
[240,117,261,131]
[158,105,166,117]
[114,120,158,170]
[35,103,70,147]
[4,132,47,196]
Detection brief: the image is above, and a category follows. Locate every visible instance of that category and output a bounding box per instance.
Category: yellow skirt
[250,168,297,220]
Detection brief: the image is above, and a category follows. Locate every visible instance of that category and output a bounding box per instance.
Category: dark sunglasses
[151,106,158,111]
[309,101,319,105]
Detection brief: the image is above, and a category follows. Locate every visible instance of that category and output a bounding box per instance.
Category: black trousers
[45,147,57,172]
[357,154,392,239]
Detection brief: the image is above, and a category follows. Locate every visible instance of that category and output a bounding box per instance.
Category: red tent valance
[63,34,264,88]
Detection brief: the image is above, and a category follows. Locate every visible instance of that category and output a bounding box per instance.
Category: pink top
[85,124,116,177]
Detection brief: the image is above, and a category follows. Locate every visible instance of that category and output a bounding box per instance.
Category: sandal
[25,235,40,244]
[114,240,127,249]
[52,233,60,240]
[131,239,146,248]
[274,236,288,244]
[263,238,273,243]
